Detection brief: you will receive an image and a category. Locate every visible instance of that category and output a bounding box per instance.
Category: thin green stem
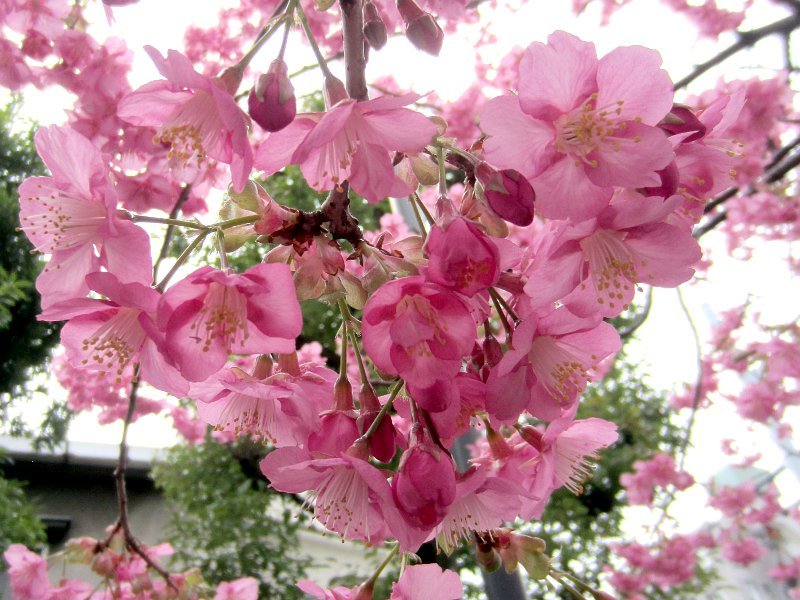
[296,1,333,77]
[408,195,427,238]
[236,1,293,69]
[347,328,370,387]
[215,214,261,230]
[131,215,206,230]
[339,305,349,379]
[215,229,229,270]
[155,230,209,292]
[437,145,447,198]
[365,544,399,587]
[436,140,478,166]
[278,18,291,61]
[356,379,403,443]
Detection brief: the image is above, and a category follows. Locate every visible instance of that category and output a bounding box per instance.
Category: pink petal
[596,45,673,125]
[479,95,554,180]
[518,31,598,121]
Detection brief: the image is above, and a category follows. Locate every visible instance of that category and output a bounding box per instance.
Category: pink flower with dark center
[526,193,701,318]
[118,47,252,192]
[362,276,476,387]
[192,355,335,447]
[18,125,152,309]
[425,217,500,296]
[157,264,302,382]
[479,31,674,221]
[255,93,437,203]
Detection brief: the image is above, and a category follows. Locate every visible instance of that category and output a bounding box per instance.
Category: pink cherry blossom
[157,264,302,382]
[3,544,50,600]
[18,125,152,309]
[255,93,437,203]
[46,272,188,397]
[214,577,259,600]
[486,308,620,421]
[362,276,476,388]
[118,47,252,192]
[390,564,462,600]
[425,217,500,296]
[479,31,674,221]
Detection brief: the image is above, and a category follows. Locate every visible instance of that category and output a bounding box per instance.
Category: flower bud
[248,58,297,132]
[217,64,244,95]
[324,73,349,109]
[363,1,388,50]
[392,431,456,528]
[405,13,444,56]
[476,163,536,227]
[658,103,706,143]
[396,0,443,56]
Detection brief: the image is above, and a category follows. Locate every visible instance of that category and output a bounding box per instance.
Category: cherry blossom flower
[362,276,476,387]
[157,264,302,382]
[479,31,674,221]
[118,47,253,192]
[390,564,462,600]
[18,125,152,309]
[255,94,437,203]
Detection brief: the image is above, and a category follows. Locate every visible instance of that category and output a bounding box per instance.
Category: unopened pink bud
[658,104,706,143]
[248,59,297,132]
[517,424,543,451]
[396,0,425,21]
[363,1,388,50]
[477,163,536,227]
[405,12,444,56]
[324,74,349,108]
[392,436,456,528]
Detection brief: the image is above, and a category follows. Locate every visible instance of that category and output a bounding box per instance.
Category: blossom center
[81,308,146,382]
[191,283,249,352]
[555,95,626,167]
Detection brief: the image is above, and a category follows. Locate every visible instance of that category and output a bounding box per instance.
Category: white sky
[6,0,800,516]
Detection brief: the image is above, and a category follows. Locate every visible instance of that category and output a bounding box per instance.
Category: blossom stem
[278,18,291,61]
[154,230,210,292]
[489,287,520,323]
[408,195,428,238]
[436,141,478,166]
[215,214,262,229]
[152,184,192,283]
[131,214,206,230]
[437,145,448,198]
[490,288,512,338]
[296,1,334,78]
[412,192,435,225]
[356,379,403,443]
[236,1,294,70]
[215,229,230,270]
[549,575,586,600]
[365,544,399,587]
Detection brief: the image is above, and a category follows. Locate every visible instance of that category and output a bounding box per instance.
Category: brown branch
[320,183,363,245]
[674,12,800,91]
[695,139,800,238]
[340,0,368,101]
[100,364,177,590]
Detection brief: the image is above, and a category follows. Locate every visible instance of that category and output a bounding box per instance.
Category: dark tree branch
[674,12,800,91]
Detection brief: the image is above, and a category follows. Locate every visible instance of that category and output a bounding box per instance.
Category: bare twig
[675,287,705,472]
[619,286,654,340]
[674,12,800,91]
